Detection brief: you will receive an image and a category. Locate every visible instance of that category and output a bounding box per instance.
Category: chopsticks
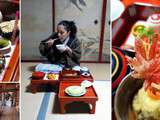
[41,38,59,44]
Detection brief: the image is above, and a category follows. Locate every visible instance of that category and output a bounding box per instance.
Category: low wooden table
[58,81,98,114]
[29,70,94,93]
[29,75,59,93]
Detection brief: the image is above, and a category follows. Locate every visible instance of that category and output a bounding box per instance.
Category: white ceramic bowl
[81,67,89,72]
[72,66,81,71]
[56,44,66,51]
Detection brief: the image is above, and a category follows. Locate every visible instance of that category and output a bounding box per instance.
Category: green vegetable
[133,25,147,37]
[0,39,9,48]
[137,27,155,44]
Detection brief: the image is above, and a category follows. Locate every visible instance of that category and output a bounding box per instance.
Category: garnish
[127,27,160,98]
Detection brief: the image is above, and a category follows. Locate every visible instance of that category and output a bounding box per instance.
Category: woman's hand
[65,45,72,53]
[46,39,55,48]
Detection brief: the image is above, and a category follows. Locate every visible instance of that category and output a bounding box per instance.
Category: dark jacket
[39,33,81,68]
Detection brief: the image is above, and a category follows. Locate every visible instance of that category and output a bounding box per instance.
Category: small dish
[81,67,89,72]
[72,65,81,71]
[65,86,86,97]
[0,39,11,54]
[147,13,160,27]
[81,80,92,88]
[81,72,90,77]
[32,72,45,79]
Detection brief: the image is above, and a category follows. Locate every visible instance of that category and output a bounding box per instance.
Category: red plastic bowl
[32,72,45,79]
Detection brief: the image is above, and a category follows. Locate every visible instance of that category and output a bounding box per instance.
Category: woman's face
[57,25,70,42]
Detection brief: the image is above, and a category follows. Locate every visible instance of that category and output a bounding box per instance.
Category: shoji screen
[54,0,108,62]
[21,0,109,62]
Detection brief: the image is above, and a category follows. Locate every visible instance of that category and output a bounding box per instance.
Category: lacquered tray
[30,73,60,85]
[60,70,80,78]
[59,81,98,99]
[59,70,94,82]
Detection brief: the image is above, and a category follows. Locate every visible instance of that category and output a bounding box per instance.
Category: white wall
[21,0,52,60]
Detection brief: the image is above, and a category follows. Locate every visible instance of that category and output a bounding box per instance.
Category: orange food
[147,86,160,100]
[47,73,58,80]
[127,28,160,90]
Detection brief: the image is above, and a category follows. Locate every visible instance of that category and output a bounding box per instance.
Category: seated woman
[39,20,81,68]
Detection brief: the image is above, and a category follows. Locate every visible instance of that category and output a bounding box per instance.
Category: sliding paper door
[54,0,104,62]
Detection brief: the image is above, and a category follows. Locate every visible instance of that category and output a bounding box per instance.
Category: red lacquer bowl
[32,72,45,79]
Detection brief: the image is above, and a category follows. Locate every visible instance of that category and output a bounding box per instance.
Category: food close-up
[2,0,160,120]
[112,0,160,120]
[0,1,20,82]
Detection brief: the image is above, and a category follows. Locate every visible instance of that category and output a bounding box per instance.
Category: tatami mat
[21,62,111,120]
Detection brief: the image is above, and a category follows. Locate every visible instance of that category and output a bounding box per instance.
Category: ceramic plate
[65,86,86,97]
